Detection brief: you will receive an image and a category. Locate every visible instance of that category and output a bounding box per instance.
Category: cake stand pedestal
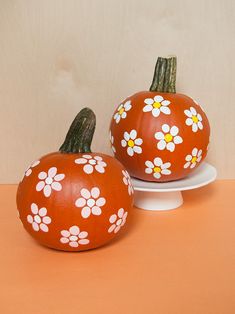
[131,163,217,211]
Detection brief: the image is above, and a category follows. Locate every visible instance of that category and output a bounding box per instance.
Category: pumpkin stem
[150,56,177,93]
[59,107,96,154]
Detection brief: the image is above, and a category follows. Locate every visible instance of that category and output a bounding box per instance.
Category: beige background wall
[0,0,234,183]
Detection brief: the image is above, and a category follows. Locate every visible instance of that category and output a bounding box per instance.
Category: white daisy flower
[75,187,106,219]
[27,203,51,232]
[184,106,203,132]
[184,148,202,169]
[75,155,107,174]
[24,160,40,178]
[36,167,65,197]
[145,158,171,179]
[155,124,183,152]
[109,131,116,153]
[122,170,134,195]
[60,226,89,248]
[108,208,128,234]
[121,129,143,156]
[143,95,171,117]
[114,100,132,124]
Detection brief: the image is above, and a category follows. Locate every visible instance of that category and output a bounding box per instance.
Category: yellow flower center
[164,133,173,143]
[192,115,199,123]
[154,166,161,173]
[153,102,161,109]
[191,156,197,163]
[118,107,125,115]
[128,139,135,147]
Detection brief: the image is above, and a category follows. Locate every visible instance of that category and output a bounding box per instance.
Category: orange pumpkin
[17,108,134,251]
[110,57,210,182]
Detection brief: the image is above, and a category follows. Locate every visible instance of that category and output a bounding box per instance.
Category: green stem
[150,56,177,93]
[59,107,96,153]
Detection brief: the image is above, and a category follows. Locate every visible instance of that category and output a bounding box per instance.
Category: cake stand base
[131,163,217,211]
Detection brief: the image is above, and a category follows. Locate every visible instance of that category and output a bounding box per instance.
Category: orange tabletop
[0,181,234,314]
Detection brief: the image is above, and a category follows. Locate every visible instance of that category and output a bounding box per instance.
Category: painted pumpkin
[17,108,134,251]
[110,56,210,182]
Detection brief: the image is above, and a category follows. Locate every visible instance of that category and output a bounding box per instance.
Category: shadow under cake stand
[131,163,217,211]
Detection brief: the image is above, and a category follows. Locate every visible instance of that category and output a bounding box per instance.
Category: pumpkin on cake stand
[110,56,216,210]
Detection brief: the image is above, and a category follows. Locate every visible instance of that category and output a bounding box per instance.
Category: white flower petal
[54,174,65,181]
[170,126,179,136]
[145,161,154,168]
[25,169,32,177]
[124,100,132,111]
[160,106,171,114]
[192,123,198,132]
[161,162,171,169]
[198,149,202,157]
[192,148,198,156]
[108,224,116,233]
[122,112,127,119]
[95,164,105,173]
[130,130,137,140]
[39,207,47,217]
[69,226,80,236]
[184,161,191,169]
[197,156,202,162]
[162,124,170,133]
[161,169,171,175]
[78,239,89,245]
[60,237,69,243]
[81,207,91,218]
[190,107,197,116]
[83,164,93,174]
[186,118,193,126]
[115,115,121,124]
[36,181,45,192]
[75,158,87,164]
[32,222,39,231]
[127,147,134,156]
[40,223,49,232]
[154,157,163,166]
[174,136,183,144]
[157,140,166,150]
[81,188,91,199]
[51,182,62,191]
[38,171,47,180]
[31,203,38,214]
[75,198,86,207]
[117,104,123,111]
[42,216,51,224]
[184,109,192,117]
[32,160,40,167]
[48,167,57,178]
[79,231,88,239]
[167,142,175,152]
[118,208,124,218]
[161,100,170,106]
[186,154,192,161]
[155,132,164,140]
[114,226,121,233]
[61,230,70,237]
[143,104,153,112]
[69,241,79,248]
[145,168,153,174]
[83,155,92,159]
[154,95,163,102]
[44,185,52,197]
[152,108,160,117]
[121,140,127,147]
[197,113,202,121]
[96,197,106,207]
[92,206,102,215]
[133,146,142,154]
[27,215,33,224]
[153,172,161,179]
[191,162,196,169]
[144,98,154,105]
[91,187,100,199]
[198,121,203,130]
[134,138,143,145]
[109,214,117,223]
[124,132,130,141]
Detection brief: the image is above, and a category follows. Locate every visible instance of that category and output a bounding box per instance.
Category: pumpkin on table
[110,56,210,182]
[17,108,134,251]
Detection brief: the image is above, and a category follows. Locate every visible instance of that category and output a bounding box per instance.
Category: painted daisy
[155,124,183,152]
[145,157,171,179]
[36,167,65,197]
[121,130,143,156]
[122,170,134,195]
[60,226,89,248]
[184,148,202,169]
[109,131,116,153]
[108,208,128,234]
[114,100,132,124]
[184,106,203,132]
[75,155,107,174]
[143,95,171,117]
[27,203,51,232]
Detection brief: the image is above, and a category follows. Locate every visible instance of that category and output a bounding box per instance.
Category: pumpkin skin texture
[110,58,210,182]
[17,109,134,251]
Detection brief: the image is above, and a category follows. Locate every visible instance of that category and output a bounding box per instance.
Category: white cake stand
[131,163,217,211]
